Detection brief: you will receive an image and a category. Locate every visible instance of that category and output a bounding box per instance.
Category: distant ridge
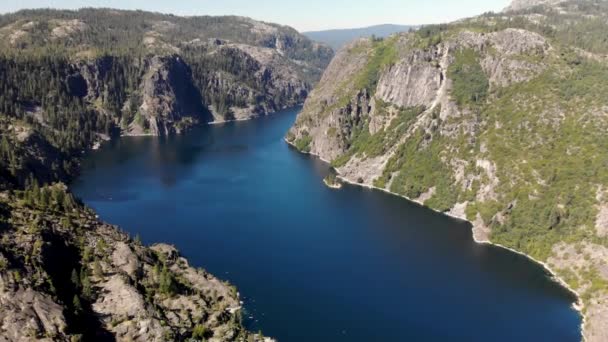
[304,24,415,50]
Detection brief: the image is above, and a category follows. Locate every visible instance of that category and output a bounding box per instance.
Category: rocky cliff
[0,184,270,341]
[0,8,334,137]
[289,0,608,340]
[0,8,335,341]
[0,113,273,340]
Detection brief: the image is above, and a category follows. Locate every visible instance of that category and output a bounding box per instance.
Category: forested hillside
[0,8,333,189]
[289,1,608,340]
[0,8,333,341]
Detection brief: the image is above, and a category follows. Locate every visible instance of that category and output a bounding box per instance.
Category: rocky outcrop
[289,28,550,181]
[376,47,442,109]
[0,287,68,341]
[136,55,207,135]
[288,38,379,161]
[290,5,608,340]
[0,185,270,341]
[197,42,311,122]
[0,9,334,137]
[505,0,566,11]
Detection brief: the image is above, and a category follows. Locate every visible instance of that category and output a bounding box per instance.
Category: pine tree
[72,295,82,314]
[71,269,80,289]
[81,270,92,299]
[159,264,177,296]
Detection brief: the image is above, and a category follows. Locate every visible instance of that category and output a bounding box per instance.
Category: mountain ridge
[304,24,415,50]
[0,8,334,137]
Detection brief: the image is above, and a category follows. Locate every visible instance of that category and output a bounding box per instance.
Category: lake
[73,107,581,341]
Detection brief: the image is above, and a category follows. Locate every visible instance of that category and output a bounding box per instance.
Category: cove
[72,107,581,341]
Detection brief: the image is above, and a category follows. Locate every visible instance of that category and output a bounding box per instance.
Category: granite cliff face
[0,9,334,137]
[289,0,608,340]
[135,55,206,136]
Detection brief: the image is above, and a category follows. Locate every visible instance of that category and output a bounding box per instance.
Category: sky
[0,0,511,32]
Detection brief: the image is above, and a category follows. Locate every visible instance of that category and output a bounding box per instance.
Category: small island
[323,173,343,189]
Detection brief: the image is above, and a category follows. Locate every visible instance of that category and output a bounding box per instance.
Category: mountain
[0,7,335,341]
[0,9,333,138]
[304,24,414,50]
[288,0,608,340]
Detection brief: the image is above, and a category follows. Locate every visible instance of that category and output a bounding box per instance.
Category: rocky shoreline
[0,184,274,341]
[286,138,587,340]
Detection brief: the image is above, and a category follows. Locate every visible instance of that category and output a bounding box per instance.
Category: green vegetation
[192,324,208,339]
[332,103,425,168]
[461,56,608,262]
[354,37,399,92]
[373,130,458,212]
[294,134,313,153]
[159,264,178,296]
[0,8,333,190]
[0,8,332,68]
[311,4,608,293]
[447,48,489,108]
[323,173,341,188]
[413,24,449,49]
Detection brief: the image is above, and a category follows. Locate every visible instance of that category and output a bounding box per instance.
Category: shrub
[447,48,489,108]
[294,135,312,153]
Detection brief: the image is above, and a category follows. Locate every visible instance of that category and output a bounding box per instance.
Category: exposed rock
[0,186,271,341]
[50,19,87,39]
[447,202,468,221]
[0,9,334,137]
[111,242,139,278]
[471,213,491,242]
[376,48,442,109]
[475,159,499,202]
[585,293,608,342]
[93,275,148,323]
[596,205,608,238]
[291,6,608,341]
[416,186,437,203]
[505,0,566,12]
[0,288,68,341]
[137,55,207,135]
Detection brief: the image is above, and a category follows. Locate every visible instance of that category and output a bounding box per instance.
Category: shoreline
[323,177,343,189]
[285,138,587,341]
[102,107,305,147]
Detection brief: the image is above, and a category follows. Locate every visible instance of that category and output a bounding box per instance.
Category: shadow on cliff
[168,56,214,124]
[41,231,116,341]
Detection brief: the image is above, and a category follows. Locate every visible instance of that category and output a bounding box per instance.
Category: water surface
[73,108,581,341]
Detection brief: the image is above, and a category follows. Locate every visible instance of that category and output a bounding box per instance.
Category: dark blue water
[73,108,581,341]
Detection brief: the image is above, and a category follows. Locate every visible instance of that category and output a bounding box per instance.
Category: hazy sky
[0,0,511,31]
